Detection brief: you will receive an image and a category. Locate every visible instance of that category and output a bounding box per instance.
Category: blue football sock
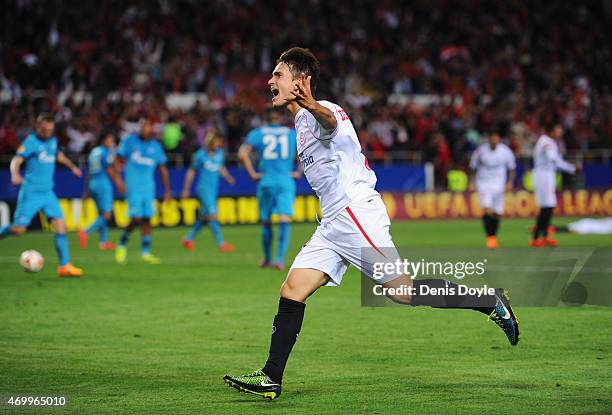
[54,233,70,266]
[99,218,109,243]
[119,230,130,247]
[141,235,152,255]
[276,222,291,263]
[0,225,11,239]
[187,218,204,241]
[86,216,104,236]
[209,220,223,246]
[262,224,272,262]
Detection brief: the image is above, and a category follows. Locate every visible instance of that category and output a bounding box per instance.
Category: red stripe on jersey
[345,206,386,258]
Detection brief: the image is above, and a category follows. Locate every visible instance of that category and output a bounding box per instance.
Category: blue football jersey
[192,148,224,195]
[88,146,115,184]
[245,124,297,187]
[117,134,167,194]
[17,133,58,192]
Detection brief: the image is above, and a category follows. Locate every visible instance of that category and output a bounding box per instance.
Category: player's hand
[468,182,475,192]
[116,181,126,195]
[505,182,513,192]
[11,174,23,186]
[575,163,583,174]
[82,192,89,200]
[164,190,172,202]
[289,76,316,109]
[181,190,190,199]
[291,171,302,180]
[71,166,83,177]
[250,172,262,181]
[227,176,236,186]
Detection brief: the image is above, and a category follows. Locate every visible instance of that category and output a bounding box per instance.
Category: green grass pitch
[1,218,611,414]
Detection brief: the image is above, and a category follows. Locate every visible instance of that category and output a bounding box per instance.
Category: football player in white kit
[469,132,516,248]
[531,122,578,247]
[223,48,520,400]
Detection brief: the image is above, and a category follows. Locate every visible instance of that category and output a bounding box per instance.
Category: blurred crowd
[1,0,612,170]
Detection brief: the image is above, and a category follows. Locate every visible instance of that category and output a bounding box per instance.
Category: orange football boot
[486,236,499,249]
[543,237,558,247]
[218,241,235,252]
[181,239,195,251]
[58,263,84,277]
[529,238,545,247]
[528,225,556,235]
[99,241,116,250]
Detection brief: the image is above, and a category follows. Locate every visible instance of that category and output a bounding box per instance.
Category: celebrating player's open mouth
[223,47,519,401]
[270,86,279,103]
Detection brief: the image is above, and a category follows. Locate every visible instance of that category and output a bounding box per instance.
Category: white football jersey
[294,100,378,223]
[470,142,516,190]
[533,135,576,174]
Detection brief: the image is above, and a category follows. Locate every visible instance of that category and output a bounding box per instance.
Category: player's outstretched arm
[506,169,516,192]
[220,167,236,185]
[238,144,261,181]
[109,157,126,195]
[105,164,119,187]
[468,150,479,192]
[291,161,304,180]
[289,76,337,132]
[57,151,82,177]
[158,164,172,202]
[82,171,90,199]
[9,155,24,185]
[546,146,576,174]
[554,156,576,174]
[468,170,476,192]
[181,168,196,199]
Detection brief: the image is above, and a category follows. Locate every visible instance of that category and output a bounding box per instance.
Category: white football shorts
[533,169,557,208]
[290,195,402,286]
[476,182,506,215]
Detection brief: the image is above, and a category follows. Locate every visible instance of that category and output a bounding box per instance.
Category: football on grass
[20,250,44,273]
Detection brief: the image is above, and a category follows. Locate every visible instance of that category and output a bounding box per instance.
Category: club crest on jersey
[38,150,55,163]
[204,160,221,171]
[131,151,155,166]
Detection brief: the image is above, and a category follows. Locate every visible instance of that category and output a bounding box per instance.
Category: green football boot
[223,369,281,400]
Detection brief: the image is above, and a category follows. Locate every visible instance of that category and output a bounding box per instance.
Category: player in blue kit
[181,131,236,252]
[0,113,84,277]
[113,118,172,264]
[79,131,119,250]
[239,110,301,270]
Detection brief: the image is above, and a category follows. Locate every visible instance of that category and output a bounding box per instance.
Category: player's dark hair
[36,113,54,124]
[486,122,507,138]
[541,115,560,133]
[97,130,115,146]
[277,47,320,92]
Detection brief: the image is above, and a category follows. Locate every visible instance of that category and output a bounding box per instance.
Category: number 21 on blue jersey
[262,134,289,160]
